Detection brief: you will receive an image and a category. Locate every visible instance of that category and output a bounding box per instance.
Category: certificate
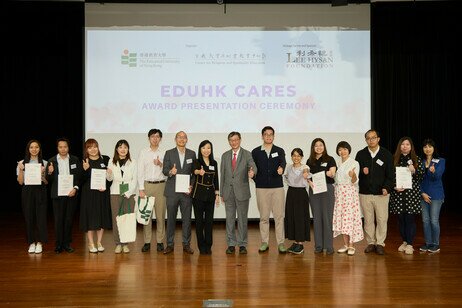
[91,169,107,190]
[58,174,74,196]
[24,163,42,185]
[396,167,412,189]
[175,174,190,193]
[311,171,327,194]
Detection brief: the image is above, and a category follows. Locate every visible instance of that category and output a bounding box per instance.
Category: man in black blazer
[162,131,197,254]
[46,138,82,253]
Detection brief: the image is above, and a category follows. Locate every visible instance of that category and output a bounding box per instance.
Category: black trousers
[21,185,48,244]
[398,213,416,245]
[193,198,215,253]
[52,197,77,247]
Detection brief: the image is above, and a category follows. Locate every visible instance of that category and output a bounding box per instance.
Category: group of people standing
[16,128,445,257]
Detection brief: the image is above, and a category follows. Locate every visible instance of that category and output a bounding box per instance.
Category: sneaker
[141,243,151,252]
[337,245,348,253]
[419,245,430,252]
[226,246,235,254]
[115,245,122,254]
[122,245,130,253]
[428,245,440,253]
[287,243,297,253]
[398,241,408,252]
[28,243,36,254]
[156,243,164,252]
[88,244,98,253]
[239,246,247,254]
[34,243,42,254]
[278,244,287,254]
[404,245,414,255]
[347,247,356,256]
[292,244,304,255]
[259,242,269,253]
[97,243,105,252]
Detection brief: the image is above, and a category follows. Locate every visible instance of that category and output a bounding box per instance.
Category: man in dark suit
[46,138,82,253]
[220,131,257,255]
[162,131,197,254]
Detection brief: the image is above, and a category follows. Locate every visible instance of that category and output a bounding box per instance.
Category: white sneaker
[337,245,348,253]
[347,247,356,256]
[35,243,43,254]
[28,243,36,254]
[404,245,414,255]
[97,243,105,252]
[114,245,122,254]
[398,241,408,252]
[122,245,130,253]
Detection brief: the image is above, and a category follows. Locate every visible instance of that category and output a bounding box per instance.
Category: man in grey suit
[220,131,257,254]
[162,131,197,254]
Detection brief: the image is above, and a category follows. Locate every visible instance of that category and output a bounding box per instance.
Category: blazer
[220,147,257,202]
[107,158,138,197]
[46,154,82,199]
[162,147,196,197]
[191,158,219,202]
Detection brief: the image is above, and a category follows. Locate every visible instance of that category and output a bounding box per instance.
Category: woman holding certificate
[16,140,48,254]
[389,137,424,255]
[107,140,137,254]
[80,138,112,253]
[306,138,337,255]
[191,140,219,255]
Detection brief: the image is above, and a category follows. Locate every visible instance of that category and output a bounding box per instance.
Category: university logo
[121,49,137,67]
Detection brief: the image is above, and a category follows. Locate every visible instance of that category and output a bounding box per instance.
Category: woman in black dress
[80,138,112,253]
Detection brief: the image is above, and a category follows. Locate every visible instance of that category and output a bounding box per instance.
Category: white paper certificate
[58,174,74,196]
[396,167,412,189]
[24,163,42,185]
[312,171,328,194]
[175,174,190,193]
[91,169,107,190]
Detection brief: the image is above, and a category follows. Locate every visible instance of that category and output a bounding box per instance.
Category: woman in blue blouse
[419,139,445,253]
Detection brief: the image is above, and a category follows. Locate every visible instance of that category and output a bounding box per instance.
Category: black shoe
[292,244,304,255]
[163,245,174,254]
[364,244,376,253]
[156,243,164,252]
[375,245,385,255]
[141,243,151,252]
[63,246,74,253]
[239,246,247,254]
[54,246,63,254]
[226,246,235,254]
[183,245,194,254]
[287,243,297,253]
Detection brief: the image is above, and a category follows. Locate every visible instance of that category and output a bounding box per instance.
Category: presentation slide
[85,3,370,219]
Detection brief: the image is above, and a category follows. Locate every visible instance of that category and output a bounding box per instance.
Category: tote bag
[116,197,137,243]
[136,196,155,225]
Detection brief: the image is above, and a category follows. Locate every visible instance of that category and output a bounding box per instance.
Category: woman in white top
[107,139,138,253]
[333,141,363,255]
[16,140,48,254]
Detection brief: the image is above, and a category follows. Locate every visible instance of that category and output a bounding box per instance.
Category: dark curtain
[372,1,460,213]
[1,1,459,213]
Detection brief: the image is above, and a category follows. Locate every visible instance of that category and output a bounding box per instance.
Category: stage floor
[1,210,461,306]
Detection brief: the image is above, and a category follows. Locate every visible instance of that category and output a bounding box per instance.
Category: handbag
[136,196,155,225]
[116,197,137,243]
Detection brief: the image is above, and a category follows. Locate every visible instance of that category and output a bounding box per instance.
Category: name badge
[376,159,384,166]
[186,158,193,164]
[70,164,77,169]
[321,162,327,167]
[271,152,279,158]
[209,166,215,171]
[431,158,440,163]
[100,163,106,168]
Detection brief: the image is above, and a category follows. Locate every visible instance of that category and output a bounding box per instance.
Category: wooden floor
[1,210,462,307]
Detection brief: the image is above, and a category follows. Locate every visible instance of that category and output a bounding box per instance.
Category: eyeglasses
[366,136,378,141]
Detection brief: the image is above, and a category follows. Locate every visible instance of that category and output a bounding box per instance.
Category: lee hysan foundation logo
[121,49,137,67]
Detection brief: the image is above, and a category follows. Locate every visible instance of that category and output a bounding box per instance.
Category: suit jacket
[220,148,257,202]
[46,154,82,199]
[162,147,197,197]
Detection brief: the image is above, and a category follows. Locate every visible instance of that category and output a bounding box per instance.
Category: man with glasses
[252,126,287,253]
[355,129,394,255]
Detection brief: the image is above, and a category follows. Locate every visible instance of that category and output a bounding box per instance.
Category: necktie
[232,152,237,171]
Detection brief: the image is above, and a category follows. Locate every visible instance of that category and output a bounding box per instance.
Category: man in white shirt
[138,129,168,252]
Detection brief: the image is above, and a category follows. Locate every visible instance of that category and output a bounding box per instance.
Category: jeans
[421,199,444,247]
